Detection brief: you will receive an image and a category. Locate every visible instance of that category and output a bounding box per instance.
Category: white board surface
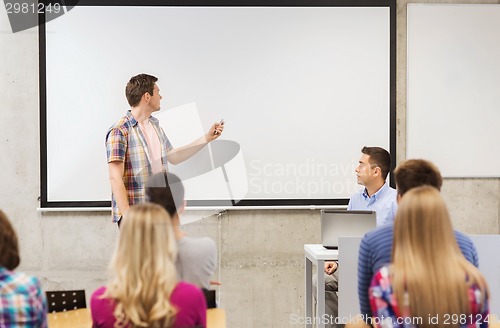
[42,5,392,205]
[407,4,500,177]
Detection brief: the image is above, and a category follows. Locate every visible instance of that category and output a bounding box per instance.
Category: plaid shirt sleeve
[106,127,127,163]
[0,269,48,327]
[369,266,406,328]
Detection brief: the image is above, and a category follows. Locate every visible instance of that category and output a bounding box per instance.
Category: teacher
[105,73,224,225]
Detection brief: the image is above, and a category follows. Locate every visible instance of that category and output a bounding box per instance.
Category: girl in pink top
[90,203,206,328]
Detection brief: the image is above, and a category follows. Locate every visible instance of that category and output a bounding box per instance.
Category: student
[319,146,397,327]
[145,171,217,289]
[90,203,206,328]
[106,73,224,225]
[369,186,489,328]
[357,159,478,320]
[0,210,47,327]
[347,146,398,226]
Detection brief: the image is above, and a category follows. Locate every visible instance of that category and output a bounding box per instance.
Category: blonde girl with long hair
[369,186,489,328]
[90,203,206,328]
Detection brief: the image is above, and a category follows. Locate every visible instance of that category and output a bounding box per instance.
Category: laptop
[321,210,377,249]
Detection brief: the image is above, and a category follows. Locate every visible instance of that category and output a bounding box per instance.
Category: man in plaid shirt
[0,210,47,327]
[106,74,224,224]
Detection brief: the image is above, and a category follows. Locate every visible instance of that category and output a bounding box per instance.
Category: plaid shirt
[106,111,171,222]
[0,267,47,328]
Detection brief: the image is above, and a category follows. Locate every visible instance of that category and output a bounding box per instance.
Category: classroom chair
[45,289,87,313]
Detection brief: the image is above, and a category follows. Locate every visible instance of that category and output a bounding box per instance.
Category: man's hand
[324,261,338,275]
[206,120,224,142]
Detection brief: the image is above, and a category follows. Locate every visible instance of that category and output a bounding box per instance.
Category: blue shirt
[357,224,479,319]
[347,182,398,226]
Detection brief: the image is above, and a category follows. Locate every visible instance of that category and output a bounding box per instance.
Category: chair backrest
[46,289,87,312]
[202,288,217,309]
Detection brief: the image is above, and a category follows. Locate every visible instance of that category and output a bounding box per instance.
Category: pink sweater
[91,281,206,328]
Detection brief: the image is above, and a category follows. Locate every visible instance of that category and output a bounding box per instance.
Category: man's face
[148,84,163,111]
[355,154,377,186]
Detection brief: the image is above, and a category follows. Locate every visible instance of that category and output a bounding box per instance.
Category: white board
[407,4,500,177]
[41,4,393,206]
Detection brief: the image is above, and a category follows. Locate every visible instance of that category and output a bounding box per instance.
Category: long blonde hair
[104,203,178,328]
[391,186,488,328]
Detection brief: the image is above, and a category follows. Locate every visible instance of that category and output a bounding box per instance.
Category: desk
[304,244,339,328]
[207,308,227,328]
[47,308,90,328]
[47,308,226,328]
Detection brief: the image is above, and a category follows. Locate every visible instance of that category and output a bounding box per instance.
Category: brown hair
[146,172,185,218]
[125,73,158,107]
[394,159,443,196]
[361,146,391,180]
[391,186,488,328]
[0,210,20,270]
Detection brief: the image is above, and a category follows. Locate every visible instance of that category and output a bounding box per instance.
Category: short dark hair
[145,172,185,217]
[394,159,443,196]
[361,146,391,180]
[0,210,20,270]
[125,73,158,107]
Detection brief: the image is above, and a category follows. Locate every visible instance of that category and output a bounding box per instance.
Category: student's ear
[397,193,402,204]
[143,92,151,102]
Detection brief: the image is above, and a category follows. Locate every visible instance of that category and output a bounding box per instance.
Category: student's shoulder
[90,286,108,304]
[362,224,394,245]
[371,265,393,290]
[380,183,397,202]
[172,281,205,301]
[107,114,134,135]
[453,230,476,248]
[386,184,397,193]
[0,269,41,293]
[175,281,202,291]
[366,223,393,238]
[387,186,398,200]
[91,286,107,296]
[181,236,216,249]
[178,236,217,261]
[454,229,472,240]
[171,282,207,316]
[373,265,391,280]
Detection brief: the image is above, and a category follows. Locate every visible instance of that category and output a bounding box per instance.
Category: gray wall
[1,1,499,327]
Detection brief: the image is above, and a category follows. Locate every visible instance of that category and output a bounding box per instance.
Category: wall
[1,1,499,327]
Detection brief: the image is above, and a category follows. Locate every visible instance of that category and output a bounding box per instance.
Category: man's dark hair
[145,172,185,217]
[125,73,158,107]
[0,210,20,270]
[394,159,443,196]
[361,146,391,180]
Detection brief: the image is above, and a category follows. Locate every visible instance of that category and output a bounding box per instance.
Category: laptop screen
[321,210,377,249]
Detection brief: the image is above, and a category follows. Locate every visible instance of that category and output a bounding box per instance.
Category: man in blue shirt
[357,159,479,322]
[319,146,397,328]
[347,146,398,226]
